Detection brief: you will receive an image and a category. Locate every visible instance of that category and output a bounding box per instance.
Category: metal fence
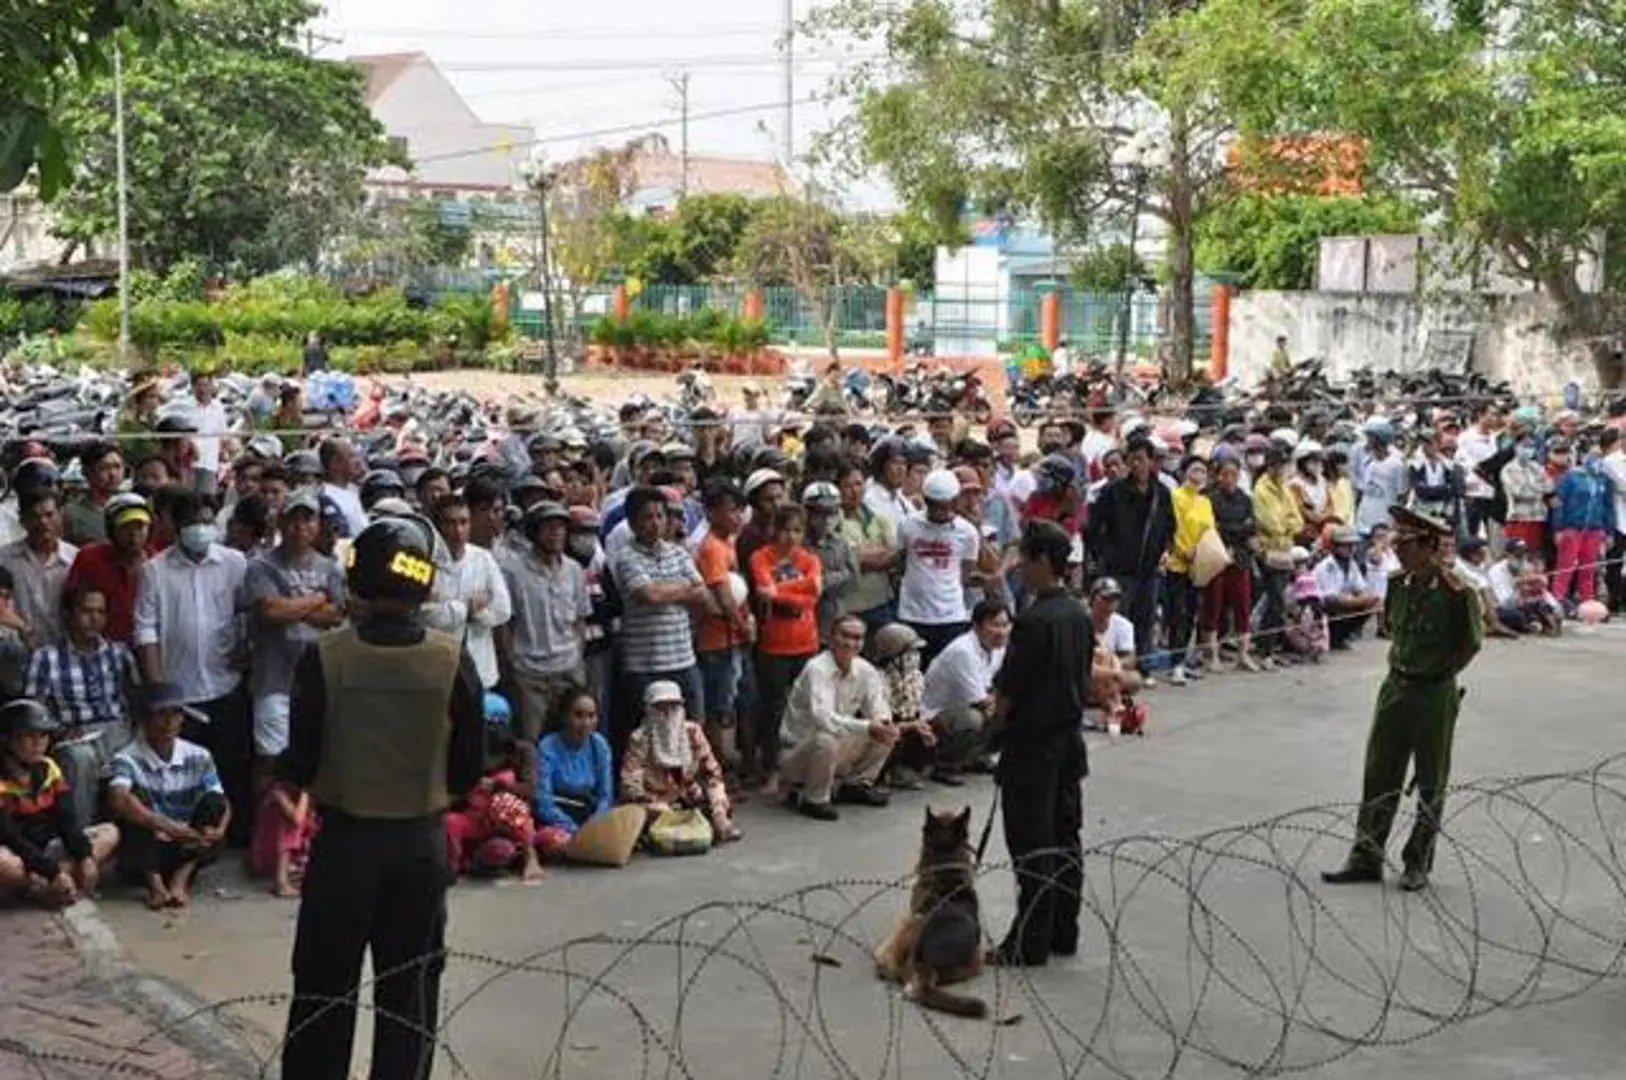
[482,281,1207,360]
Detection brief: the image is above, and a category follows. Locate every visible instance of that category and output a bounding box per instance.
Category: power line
[334,21,790,42]
[432,52,882,74]
[412,95,829,165]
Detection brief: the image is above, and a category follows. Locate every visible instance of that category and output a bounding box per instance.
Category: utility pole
[668,71,691,199]
[113,41,130,363]
[304,28,343,57]
[782,0,795,166]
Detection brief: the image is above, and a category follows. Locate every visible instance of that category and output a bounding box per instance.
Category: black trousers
[1607,531,1626,612]
[751,652,812,775]
[283,811,451,1080]
[997,734,1085,962]
[117,792,226,883]
[181,687,253,847]
[1117,575,1160,673]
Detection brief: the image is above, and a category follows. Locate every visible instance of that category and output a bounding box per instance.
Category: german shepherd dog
[873,807,988,1019]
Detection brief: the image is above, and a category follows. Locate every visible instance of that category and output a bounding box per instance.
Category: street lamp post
[520,148,559,394]
[1109,130,1170,374]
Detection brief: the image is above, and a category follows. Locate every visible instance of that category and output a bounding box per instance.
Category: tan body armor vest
[309,625,462,819]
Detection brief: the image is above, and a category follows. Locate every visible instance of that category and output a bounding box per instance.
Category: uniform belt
[1391,669,1454,683]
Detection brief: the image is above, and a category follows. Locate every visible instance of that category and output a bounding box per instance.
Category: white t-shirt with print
[896,515,979,626]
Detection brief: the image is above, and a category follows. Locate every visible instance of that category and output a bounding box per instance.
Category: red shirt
[1024,490,1083,535]
[65,543,142,645]
[749,545,821,657]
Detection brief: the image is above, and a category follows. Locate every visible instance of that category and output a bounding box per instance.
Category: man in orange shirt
[693,482,754,770]
[749,505,822,795]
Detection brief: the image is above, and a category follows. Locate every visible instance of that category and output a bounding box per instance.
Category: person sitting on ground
[248,755,318,898]
[534,687,616,860]
[1312,526,1383,649]
[1486,538,1559,635]
[0,699,119,908]
[446,693,544,882]
[871,623,940,791]
[920,598,1011,780]
[620,680,739,846]
[1086,577,1144,727]
[1446,535,1519,638]
[26,584,140,826]
[1286,547,1329,659]
[106,682,231,910]
[778,613,898,822]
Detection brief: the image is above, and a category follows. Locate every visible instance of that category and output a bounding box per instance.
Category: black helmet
[346,517,437,604]
[0,699,60,739]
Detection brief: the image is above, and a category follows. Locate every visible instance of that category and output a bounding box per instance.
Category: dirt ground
[402,368,771,410]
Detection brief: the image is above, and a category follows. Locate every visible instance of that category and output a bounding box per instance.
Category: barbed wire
[10,751,1626,1078]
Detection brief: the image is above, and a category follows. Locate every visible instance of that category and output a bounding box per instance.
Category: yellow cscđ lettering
[388,551,433,585]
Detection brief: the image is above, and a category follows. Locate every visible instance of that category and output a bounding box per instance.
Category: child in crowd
[249,757,318,898]
[446,692,543,882]
[1287,546,1329,659]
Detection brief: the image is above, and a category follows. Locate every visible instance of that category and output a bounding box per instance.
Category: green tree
[1195,193,1419,289]
[546,137,655,320]
[2,0,172,197]
[338,197,474,275]
[810,0,1235,382]
[1174,0,1626,382]
[48,0,398,273]
[734,196,893,358]
[1070,244,1149,291]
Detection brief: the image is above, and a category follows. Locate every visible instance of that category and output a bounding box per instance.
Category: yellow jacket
[1253,473,1303,552]
[1168,485,1216,574]
[1328,477,1356,526]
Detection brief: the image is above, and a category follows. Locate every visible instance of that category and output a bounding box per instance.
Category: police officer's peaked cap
[1390,505,1451,541]
[347,516,438,603]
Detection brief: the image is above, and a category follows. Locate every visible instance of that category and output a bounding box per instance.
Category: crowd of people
[0,364,1622,912]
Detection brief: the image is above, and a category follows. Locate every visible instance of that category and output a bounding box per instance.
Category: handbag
[645,807,714,856]
[1263,548,1297,572]
[1189,528,1231,587]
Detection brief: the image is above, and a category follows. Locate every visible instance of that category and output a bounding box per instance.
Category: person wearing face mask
[1407,432,1464,525]
[1312,526,1382,649]
[1288,441,1332,545]
[131,488,250,846]
[1233,434,1264,496]
[1550,442,1617,611]
[1164,457,1216,685]
[1500,431,1552,554]
[1251,445,1303,663]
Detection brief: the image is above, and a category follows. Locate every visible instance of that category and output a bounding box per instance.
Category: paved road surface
[97,626,1626,1079]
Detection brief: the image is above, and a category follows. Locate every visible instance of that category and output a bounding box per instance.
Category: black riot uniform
[990,522,1093,966]
[281,517,484,1080]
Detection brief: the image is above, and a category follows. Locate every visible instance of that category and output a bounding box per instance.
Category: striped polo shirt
[612,538,702,674]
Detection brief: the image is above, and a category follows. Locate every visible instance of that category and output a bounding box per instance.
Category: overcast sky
[313,0,884,201]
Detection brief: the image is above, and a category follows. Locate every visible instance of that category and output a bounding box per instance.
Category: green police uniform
[1348,564,1482,873]
[1326,507,1483,889]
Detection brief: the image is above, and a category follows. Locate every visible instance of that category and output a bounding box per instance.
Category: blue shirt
[534,731,613,832]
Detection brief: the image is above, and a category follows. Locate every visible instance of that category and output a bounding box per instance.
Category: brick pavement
[0,907,233,1080]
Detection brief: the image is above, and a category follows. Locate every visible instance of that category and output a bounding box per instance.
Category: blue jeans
[697,647,743,725]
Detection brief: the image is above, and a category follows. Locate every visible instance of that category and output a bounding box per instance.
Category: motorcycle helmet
[1037,452,1077,491]
[801,481,841,510]
[346,516,438,604]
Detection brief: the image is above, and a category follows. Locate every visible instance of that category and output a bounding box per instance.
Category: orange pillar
[1039,291,1061,352]
[613,284,630,321]
[885,287,905,368]
[1209,284,1233,382]
[743,290,764,322]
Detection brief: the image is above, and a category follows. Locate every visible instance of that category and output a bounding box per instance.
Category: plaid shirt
[26,638,138,737]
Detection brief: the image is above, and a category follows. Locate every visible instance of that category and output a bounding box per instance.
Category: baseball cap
[1090,577,1123,600]
[142,681,208,722]
[951,465,983,493]
[644,680,684,707]
[283,487,322,517]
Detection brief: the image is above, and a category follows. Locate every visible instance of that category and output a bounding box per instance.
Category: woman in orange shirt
[749,504,822,795]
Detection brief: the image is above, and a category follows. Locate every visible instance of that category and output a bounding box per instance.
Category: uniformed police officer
[281,516,485,1080]
[1323,506,1483,893]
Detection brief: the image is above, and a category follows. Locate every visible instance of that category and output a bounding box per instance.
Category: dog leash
[975,777,1001,864]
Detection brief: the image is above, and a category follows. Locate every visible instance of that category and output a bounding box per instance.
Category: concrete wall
[1228,291,1600,395]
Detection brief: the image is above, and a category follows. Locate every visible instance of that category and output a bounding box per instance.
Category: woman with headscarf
[619,681,738,844]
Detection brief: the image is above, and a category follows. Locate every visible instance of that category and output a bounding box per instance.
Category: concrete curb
[59,900,274,1079]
